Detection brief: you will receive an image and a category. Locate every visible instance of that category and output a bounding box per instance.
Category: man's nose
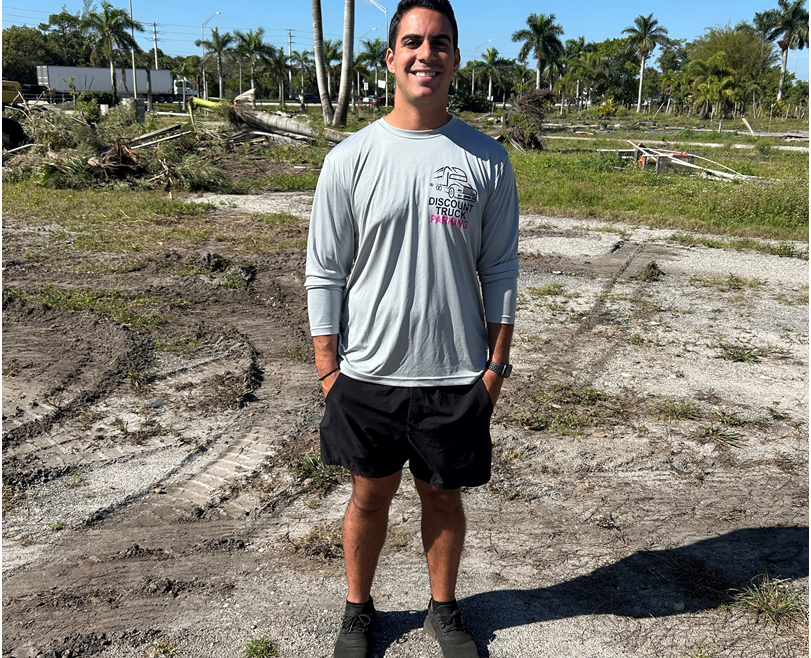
[417,40,436,61]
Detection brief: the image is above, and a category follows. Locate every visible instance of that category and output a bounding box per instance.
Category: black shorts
[320,373,494,490]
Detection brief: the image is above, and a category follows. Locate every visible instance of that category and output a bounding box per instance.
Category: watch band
[487,361,513,378]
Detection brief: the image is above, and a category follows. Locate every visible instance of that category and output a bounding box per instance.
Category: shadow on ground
[371,526,808,656]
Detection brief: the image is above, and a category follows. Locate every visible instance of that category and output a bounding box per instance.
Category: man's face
[386,7,460,112]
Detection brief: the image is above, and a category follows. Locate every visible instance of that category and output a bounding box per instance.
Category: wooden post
[655,155,660,174]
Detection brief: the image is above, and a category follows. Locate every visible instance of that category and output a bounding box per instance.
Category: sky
[3,0,809,82]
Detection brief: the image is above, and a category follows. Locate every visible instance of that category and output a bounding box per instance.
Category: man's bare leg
[414,478,466,602]
[343,471,402,603]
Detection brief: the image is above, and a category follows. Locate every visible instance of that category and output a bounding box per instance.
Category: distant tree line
[3,0,808,123]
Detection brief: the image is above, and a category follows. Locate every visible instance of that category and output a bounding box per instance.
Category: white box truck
[36,66,197,102]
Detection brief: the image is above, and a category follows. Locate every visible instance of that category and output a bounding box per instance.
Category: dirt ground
[2,186,808,658]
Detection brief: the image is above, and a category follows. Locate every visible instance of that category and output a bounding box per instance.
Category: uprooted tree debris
[1,92,347,191]
[504,88,552,151]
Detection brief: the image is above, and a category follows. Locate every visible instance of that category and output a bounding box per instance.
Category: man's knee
[415,478,462,512]
[349,471,401,513]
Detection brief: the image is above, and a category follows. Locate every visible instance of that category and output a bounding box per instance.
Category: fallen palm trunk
[191,96,350,144]
[233,105,350,143]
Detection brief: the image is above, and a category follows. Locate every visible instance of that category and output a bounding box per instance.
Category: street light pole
[367,0,389,105]
[356,27,377,109]
[201,11,220,100]
[471,39,491,95]
[128,0,138,98]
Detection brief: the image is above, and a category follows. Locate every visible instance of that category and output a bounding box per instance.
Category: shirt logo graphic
[431,166,478,202]
[428,166,477,230]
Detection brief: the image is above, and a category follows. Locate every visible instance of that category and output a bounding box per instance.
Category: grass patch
[251,212,300,225]
[629,333,645,345]
[196,371,256,412]
[690,274,764,291]
[667,233,806,259]
[512,148,808,241]
[289,453,346,496]
[148,638,176,657]
[259,171,320,191]
[730,575,807,627]
[262,143,330,167]
[519,384,623,435]
[243,637,280,658]
[284,343,311,361]
[657,400,700,421]
[699,424,743,448]
[23,284,178,331]
[3,483,22,515]
[714,342,768,364]
[291,521,343,560]
[528,282,566,297]
[3,182,216,253]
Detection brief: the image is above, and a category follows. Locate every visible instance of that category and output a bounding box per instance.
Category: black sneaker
[424,598,480,658]
[333,597,376,658]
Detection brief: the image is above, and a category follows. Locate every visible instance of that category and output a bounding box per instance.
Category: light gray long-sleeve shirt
[305,116,519,387]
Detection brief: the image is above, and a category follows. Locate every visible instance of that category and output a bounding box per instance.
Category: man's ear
[386,47,395,74]
[453,48,460,74]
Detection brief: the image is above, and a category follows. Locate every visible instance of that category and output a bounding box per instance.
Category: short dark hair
[388,0,459,51]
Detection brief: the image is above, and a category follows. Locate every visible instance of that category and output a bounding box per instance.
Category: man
[305,1,518,656]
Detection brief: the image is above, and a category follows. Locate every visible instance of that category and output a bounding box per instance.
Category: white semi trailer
[36,66,197,103]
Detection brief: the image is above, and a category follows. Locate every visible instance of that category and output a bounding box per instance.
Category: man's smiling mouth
[412,71,438,78]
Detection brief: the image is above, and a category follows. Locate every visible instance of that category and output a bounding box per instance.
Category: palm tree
[82,0,144,105]
[332,0,355,128]
[234,28,276,108]
[312,0,335,123]
[511,13,564,90]
[755,0,809,100]
[264,46,290,107]
[291,50,313,97]
[195,27,234,99]
[477,47,508,104]
[578,51,608,108]
[358,37,387,101]
[623,13,670,113]
[322,39,343,98]
[232,42,249,95]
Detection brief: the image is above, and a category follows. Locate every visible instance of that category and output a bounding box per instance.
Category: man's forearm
[313,334,340,377]
[487,322,514,365]
[482,322,514,406]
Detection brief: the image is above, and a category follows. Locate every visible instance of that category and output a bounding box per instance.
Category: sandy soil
[2,191,808,658]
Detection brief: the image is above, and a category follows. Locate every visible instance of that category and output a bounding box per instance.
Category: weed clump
[243,636,280,658]
[289,453,346,496]
[291,521,344,560]
[731,574,807,627]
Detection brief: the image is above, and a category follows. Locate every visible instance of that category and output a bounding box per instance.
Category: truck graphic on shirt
[432,166,477,202]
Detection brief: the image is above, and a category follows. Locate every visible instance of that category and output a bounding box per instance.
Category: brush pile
[505,88,552,151]
[1,103,231,192]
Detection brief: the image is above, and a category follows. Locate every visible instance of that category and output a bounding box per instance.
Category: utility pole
[153,22,159,69]
[288,30,294,99]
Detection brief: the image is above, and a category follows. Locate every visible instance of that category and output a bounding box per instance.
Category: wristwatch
[487,361,513,378]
